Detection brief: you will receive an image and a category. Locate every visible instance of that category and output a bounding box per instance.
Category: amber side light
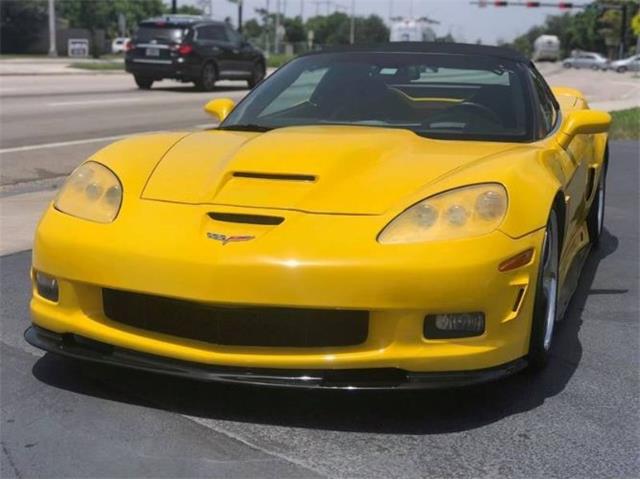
[499,248,534,272]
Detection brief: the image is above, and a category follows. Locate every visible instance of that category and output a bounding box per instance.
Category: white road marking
[48,98,144,107]
[0,134,132,154]
[0,124,215,154]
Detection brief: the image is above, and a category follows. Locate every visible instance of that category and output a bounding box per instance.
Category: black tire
[195,62,217,91]
[134,76,154,89]
[247,62,265,89]
[527,209,561,372]
[616,66,628,73]
[563,62,572,68]
[587,168,606,248]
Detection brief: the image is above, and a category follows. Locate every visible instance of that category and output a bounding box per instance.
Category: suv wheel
[134,76,154,90]
[195,63,217,91]
[247,63,265,89]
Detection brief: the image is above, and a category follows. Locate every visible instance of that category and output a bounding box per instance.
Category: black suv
[125,16,266,91]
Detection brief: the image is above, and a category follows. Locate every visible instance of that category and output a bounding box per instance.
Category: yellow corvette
[26,44,611,389]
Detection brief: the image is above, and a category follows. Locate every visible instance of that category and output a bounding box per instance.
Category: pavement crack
[1,441,22,478]
[183,415,326,478]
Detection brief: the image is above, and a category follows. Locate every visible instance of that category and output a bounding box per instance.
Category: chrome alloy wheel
[596,176,605,237]
[541,212,559,351]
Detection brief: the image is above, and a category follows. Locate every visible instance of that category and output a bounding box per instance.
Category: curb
[0,70,127,76]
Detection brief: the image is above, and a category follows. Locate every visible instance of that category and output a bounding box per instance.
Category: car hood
[142,126,521,215]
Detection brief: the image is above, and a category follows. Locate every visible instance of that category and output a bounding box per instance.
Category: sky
[184,0,592,45]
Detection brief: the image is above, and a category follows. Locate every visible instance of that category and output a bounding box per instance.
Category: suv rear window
[134,26,185,43]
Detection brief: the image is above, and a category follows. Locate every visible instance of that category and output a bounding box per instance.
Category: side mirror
[204,98,236,122]
[557,110,611,149]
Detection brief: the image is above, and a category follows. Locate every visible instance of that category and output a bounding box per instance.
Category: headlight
[378,183,507,244]
[54,162,122,223]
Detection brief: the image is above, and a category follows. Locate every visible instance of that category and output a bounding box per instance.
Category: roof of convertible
[302,42,529,63]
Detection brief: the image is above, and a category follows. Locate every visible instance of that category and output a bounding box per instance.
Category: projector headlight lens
[378,183,508,244]
[54,162,122,223]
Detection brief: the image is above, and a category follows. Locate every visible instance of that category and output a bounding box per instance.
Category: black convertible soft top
[302,42,529,64]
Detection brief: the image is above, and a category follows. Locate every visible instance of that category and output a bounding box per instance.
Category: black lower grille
[102,289,368,348]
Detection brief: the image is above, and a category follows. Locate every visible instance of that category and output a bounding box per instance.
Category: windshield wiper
[218,124,273,132]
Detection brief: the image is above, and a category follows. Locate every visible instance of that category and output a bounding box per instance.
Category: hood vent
[232,171,316,182]
[208,212,285,225]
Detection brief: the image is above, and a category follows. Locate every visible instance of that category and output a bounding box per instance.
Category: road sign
[68,39,89,57]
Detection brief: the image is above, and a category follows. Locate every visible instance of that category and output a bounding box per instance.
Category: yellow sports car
[26,44,611,389]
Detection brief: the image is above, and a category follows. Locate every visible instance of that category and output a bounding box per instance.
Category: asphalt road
[0,74,250,185]
[1,140,638,477]
[1,66,638,187]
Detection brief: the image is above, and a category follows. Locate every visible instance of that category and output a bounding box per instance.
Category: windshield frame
[221,51,536,143]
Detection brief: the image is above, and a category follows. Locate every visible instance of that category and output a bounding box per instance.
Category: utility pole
[47,0,57,57]
[619,2,627,59]
[349,0,355,44]
[275,0,281,54]
[171,0,177,14]
[238,0,244,33]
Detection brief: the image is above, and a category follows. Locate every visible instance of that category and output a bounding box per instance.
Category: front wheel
[247,63,265,89]
[616,66,628,73]
[563,62,572,69]
[195,62,217,91]
[527,210,560,371]
[134,76,154,89]
[587,168,606,248]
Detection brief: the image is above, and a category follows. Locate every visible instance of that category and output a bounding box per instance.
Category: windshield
[222,52,533,142]
[134,26,185,43]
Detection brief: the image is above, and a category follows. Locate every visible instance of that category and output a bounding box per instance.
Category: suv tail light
[177,44,193,55]
[124,40,134,52]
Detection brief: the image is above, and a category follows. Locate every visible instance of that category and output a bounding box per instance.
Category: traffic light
[526,1,541,6]
[558,2,573,9]
[494,1,508,6]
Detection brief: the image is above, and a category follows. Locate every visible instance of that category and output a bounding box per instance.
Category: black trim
[25,325,527,390]
[232,172,316,182]
[208,212,284,225]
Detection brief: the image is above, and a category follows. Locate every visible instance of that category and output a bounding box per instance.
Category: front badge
[207,232,255,245]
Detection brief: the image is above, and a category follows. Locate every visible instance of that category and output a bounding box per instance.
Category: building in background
[390,18,437,42]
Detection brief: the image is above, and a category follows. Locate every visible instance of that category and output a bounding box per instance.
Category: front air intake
[208,212,284,225]
[232,172,316,182]
[102,289,369,348]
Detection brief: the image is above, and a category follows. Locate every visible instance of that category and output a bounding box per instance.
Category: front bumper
[31,200,545,376]
[25,326,527,390]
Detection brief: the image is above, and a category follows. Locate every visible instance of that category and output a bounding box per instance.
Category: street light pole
[171,0,177,14]
[48,0,57,57]
[238,0,243,33]
[349,0,355,44]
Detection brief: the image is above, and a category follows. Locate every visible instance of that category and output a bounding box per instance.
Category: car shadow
[31,228,619,435]
[147,84,248,94]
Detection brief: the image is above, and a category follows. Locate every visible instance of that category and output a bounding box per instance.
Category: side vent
[233,171,316,182]
[586,167,596,200]
[208,212,284,225]
[512,287,526,312]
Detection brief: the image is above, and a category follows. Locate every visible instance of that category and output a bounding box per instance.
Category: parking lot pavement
[1,141,637,478]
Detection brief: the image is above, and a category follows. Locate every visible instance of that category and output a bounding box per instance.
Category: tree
[243,18,263,40]
[0,0,48,54]
[354,15,389,44]
[164,5,204,15]
[306,12,388,45]
[58,0,164,56]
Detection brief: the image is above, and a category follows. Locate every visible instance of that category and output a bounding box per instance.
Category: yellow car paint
[30,85,610,377]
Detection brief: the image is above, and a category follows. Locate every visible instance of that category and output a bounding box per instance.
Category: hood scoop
[208,212,285,226]
[233,171,316,182]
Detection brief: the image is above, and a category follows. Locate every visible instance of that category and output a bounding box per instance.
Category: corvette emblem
[207,232,255,245]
